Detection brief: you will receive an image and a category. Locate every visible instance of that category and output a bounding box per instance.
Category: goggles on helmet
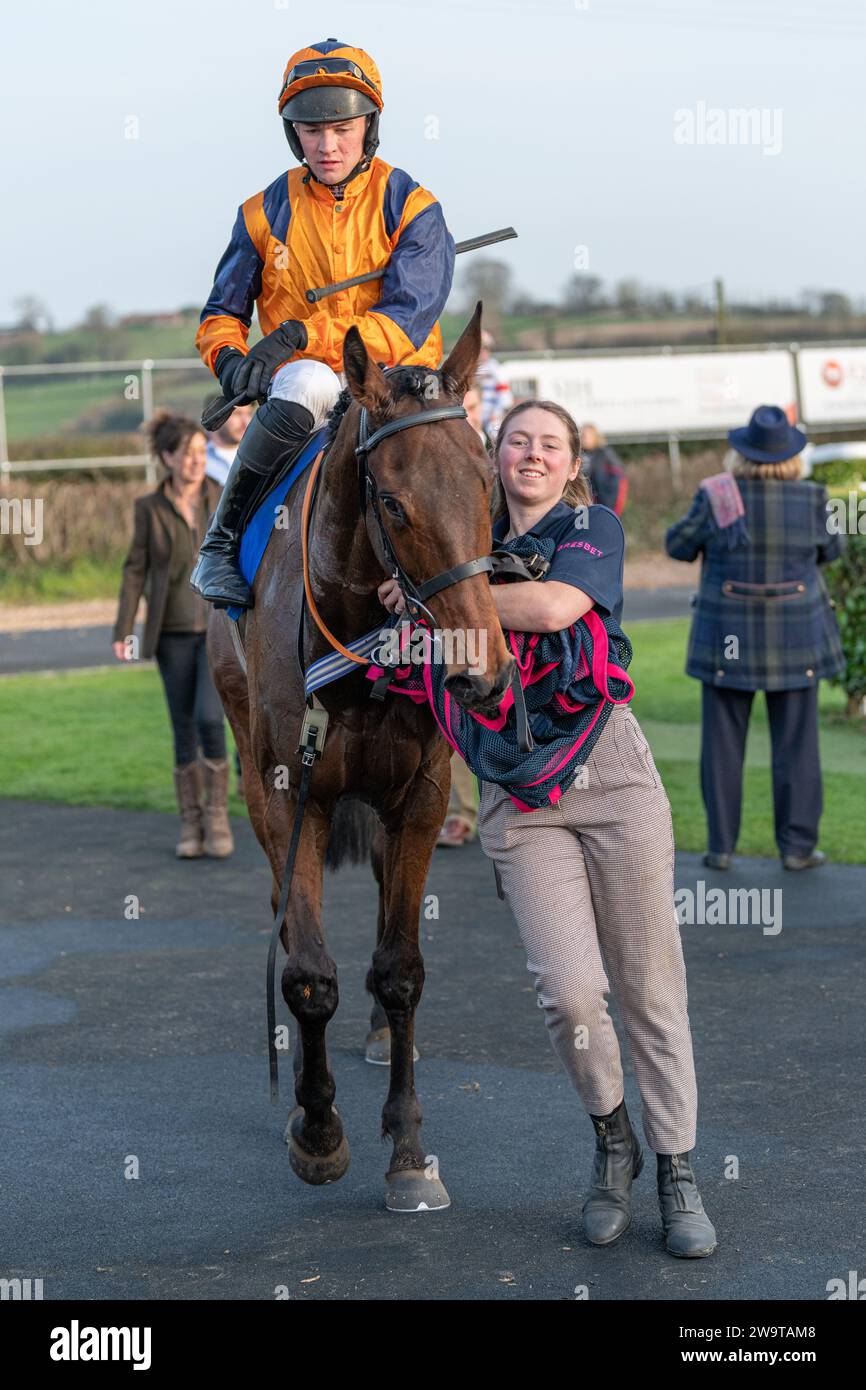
[279,57,379,104]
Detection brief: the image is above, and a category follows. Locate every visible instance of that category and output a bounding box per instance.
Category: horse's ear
[343,327,393,419]
[440,300,483,399]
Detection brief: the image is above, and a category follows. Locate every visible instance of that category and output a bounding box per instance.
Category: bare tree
[614,278,643,315]
[81,303,116,332]
[460,257,515,336]
[13,295,52,333]
[561,273,606,315]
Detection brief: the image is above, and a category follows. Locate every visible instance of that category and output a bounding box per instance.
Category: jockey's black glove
[213,346,246,398]
[223,320,309,404]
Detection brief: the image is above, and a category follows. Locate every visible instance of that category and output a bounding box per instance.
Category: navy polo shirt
[492,499,625,624]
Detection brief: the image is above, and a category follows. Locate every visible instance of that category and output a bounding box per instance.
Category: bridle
[299,374,497,665]
[354,391,495,627]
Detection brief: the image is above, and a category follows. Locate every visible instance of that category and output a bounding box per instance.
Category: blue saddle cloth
[226,427,328,622]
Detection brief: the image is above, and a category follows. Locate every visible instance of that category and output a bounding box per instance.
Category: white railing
[0,357,206,486]
[2,341,865,488]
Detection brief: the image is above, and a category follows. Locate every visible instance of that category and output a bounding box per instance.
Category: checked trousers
[477,704,699,1154]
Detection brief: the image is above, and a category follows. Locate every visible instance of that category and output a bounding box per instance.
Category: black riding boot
[191,399,314,609]
[581,1097,644,1245]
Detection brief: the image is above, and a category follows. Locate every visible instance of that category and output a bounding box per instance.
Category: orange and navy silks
[195,159,455,376]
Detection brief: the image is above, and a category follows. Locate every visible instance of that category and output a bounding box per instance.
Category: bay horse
[208,304,514,1210]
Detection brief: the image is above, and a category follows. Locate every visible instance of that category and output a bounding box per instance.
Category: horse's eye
[382,496,404,519]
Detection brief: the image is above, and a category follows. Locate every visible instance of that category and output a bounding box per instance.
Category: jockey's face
[293,115,368,184]
[496,407,580,512]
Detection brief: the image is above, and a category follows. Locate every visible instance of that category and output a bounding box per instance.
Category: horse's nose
[445,661,512,714]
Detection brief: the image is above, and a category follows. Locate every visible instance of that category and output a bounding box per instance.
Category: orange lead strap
[300,448,372,666]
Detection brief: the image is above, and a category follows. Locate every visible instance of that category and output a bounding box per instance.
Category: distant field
[5,376,139,442]
[4,368,212,445]
[3,306,862,450]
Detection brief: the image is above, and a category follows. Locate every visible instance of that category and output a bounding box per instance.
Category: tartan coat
[664,477,846,691]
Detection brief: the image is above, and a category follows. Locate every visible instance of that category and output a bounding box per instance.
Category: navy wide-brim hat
[727,404,807,464]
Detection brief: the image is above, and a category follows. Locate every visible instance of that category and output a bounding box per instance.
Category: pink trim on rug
[585,610,634,704]
[468,682,512,731]
[516,698,607,789]
[420,648,460,751]
[364,664,427,704]
[554,690,587,713]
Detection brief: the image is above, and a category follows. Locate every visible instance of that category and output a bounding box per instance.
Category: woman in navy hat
[665,405,846,870]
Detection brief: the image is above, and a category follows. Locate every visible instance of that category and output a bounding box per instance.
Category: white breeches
[268,359,344,431]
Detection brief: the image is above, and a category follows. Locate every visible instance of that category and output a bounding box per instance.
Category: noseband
[355,391,495,626]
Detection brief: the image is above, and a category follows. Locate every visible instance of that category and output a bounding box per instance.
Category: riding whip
[201,225,518,431]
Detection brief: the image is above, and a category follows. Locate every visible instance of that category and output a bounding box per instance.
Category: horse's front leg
[268,799,349,1186]
[374,771,451,1212]
[365,823,421,1067]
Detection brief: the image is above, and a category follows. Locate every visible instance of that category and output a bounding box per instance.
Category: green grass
[0,617,863,861]
[0,664,244,818]
[0,557,124,604]
[628,619,866,863]
[5,369,213,445]
[4,377,140,442]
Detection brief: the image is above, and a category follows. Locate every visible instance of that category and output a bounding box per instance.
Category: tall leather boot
[582,1097,644,1245]
[200,756,234,857]
[190,399,314,609]
[173,762,205,858]
[657,1152,717,1257]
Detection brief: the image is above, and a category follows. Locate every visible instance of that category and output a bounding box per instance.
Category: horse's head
[342,302,513,716]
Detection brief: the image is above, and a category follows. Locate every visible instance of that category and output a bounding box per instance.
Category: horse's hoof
[385,1164,451,1212]
[284,1106,350,1186]
[364,1027,421,1066]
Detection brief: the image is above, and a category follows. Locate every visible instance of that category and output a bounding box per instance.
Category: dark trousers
[155,631,226,766]
[700,682,822,857]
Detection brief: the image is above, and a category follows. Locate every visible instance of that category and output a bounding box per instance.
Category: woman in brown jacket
[112,410,234,859]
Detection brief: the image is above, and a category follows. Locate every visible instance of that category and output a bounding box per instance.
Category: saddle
[238,428,322,541]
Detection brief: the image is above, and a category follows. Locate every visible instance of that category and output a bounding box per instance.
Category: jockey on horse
[191,37,456,609]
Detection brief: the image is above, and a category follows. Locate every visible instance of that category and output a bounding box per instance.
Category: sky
[1,0,864,329]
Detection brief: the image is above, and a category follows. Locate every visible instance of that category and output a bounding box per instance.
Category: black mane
[322,383,355,448]
[322,366,446,448]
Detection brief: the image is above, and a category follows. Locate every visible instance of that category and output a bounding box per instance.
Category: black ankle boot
[191,400,314,609]
[582,1098,644,1246]
[657,1152,717,1257]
